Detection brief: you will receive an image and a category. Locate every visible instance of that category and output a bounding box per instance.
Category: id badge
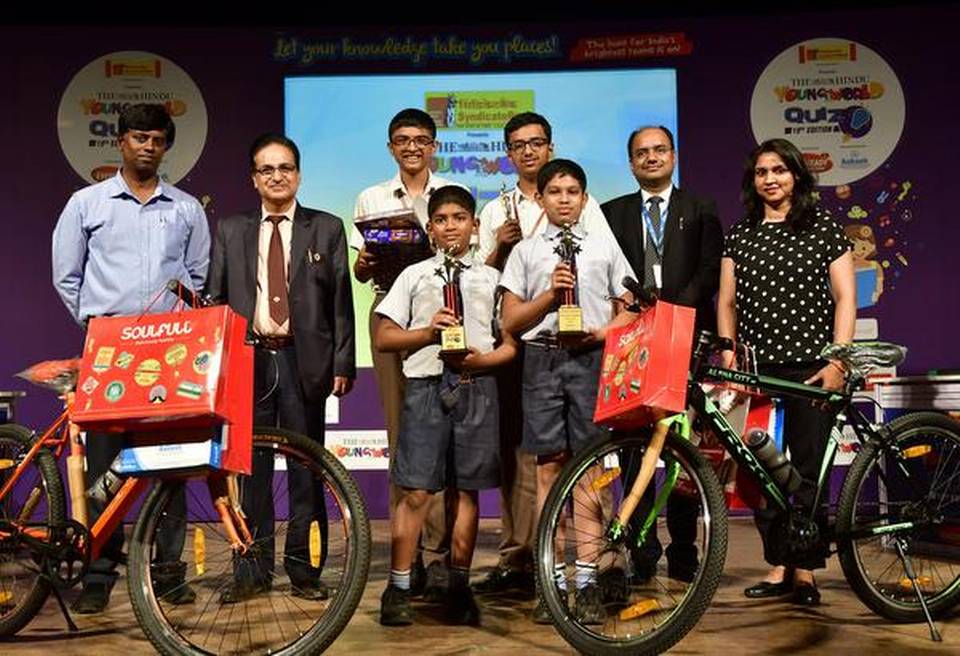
[653,264,663,289]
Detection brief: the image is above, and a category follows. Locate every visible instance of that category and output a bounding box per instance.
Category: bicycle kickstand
[894,538,941,642]
[41,573,79,633]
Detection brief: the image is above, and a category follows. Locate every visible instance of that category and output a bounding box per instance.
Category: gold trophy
[436,250,469,354]
[499,182,517,224]
[555,224,585,336]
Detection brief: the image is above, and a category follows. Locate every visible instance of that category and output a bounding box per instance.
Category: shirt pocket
[157,209,189,260]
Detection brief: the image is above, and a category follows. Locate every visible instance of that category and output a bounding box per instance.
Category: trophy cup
[436,250,468,354]
[499,182,517,224]
[554,224,585,336]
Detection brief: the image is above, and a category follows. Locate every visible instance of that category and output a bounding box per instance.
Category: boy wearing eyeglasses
[472,112,617,597]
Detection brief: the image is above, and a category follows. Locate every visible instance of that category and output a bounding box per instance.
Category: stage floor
[6,518,957,654]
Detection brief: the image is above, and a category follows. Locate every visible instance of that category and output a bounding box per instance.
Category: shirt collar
[390,171,441,199]
[260,201,298,222]
[640,185,673,209]
[542,219,587,241]
[109,169,170,203]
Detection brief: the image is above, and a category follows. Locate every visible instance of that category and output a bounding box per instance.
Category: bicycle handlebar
[166,279,209,309]
[621,276,658,310]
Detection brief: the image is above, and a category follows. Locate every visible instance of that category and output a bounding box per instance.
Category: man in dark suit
[206,133,355,601]
[602,125,722,581]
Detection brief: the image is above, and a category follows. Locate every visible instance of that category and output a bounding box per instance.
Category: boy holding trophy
[375,186,518,626]
[500,159,636,623]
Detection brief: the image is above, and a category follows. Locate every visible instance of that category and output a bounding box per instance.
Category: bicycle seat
[820,342,907,378]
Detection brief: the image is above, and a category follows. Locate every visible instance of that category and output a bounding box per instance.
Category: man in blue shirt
[52,103,209,613]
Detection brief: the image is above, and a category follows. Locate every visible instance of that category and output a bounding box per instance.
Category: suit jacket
[205,204,356,401]
[601,187,723,332]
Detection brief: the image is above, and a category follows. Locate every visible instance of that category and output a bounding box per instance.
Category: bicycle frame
[0,405,252,571]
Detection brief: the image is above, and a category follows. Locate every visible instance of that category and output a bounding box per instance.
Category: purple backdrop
[2,6,957,519]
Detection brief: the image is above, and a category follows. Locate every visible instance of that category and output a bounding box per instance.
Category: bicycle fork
[207,474,253,552]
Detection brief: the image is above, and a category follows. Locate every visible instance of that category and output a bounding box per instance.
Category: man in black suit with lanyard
[206,133,356,601]
[602,125,722,581]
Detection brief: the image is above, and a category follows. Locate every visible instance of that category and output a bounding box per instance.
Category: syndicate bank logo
[797,42,858,64]
[840,151,869,169]
[425,90,534,129]
[121,320,194,341]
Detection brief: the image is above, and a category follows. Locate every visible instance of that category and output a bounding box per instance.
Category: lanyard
[641,198,666,257]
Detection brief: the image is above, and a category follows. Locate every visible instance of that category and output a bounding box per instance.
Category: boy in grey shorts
[500,159,637,623]
[375,186,518,626]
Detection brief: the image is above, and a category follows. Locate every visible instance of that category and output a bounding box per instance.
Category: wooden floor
[5,518,958,654]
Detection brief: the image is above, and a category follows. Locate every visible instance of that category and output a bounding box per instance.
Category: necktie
[643,196,663,288]
[267,215,289,326]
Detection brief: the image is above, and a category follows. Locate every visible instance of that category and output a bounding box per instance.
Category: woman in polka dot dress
[717,138,856,606]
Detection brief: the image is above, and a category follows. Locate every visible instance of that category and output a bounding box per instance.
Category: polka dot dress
[723,209,850,364]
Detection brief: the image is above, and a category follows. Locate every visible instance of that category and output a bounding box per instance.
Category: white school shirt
[477,185,615,263]
[375,250,501,378]
[499,220,635,342]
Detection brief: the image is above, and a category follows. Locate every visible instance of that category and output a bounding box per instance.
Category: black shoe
[422,561,448,603]
[574,584,606,625]
[380,584,413,626]
[152,561,196,605]
[792,582,821,606]
[71,582,112,614]
[743,579,793,599]
[472,567,533,594]
[410,555,427,598]
[220,579,271,604]
[445,587,481,625]
[291,580,330,601]
[667,560,699,584]
[597,567,629,604]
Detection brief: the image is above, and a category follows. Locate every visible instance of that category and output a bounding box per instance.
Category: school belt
[526,335,603,355]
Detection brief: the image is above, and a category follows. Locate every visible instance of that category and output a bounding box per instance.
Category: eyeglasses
[390,135,435,148]
[255,164,297,178]
[508,138,550,153]
[632,146,673,160]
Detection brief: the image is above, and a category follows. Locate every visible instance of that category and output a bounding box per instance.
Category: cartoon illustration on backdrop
[845,224,884,307]
[815,163,918,311]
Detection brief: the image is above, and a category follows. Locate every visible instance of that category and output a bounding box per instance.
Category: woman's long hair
[740,138,818,233]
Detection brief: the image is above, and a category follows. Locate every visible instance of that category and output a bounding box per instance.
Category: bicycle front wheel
[837,411,960,621]
[536,429,727,656]
[127,426,371,655]
[0,423,66,637]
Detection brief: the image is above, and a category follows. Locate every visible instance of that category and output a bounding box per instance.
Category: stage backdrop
[2,5,957,518]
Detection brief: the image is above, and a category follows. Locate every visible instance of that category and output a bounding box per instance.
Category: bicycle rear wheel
[0,424,66,637]
[837,411,960,621]
[536,429,727,656]
[127,426,371,655]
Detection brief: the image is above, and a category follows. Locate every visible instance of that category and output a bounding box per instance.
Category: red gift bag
[594,301,696,430]
[71,306,253,475]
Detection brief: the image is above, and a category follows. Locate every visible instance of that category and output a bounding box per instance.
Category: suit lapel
[663,186,684,260]
[625,192,645,272]
[243,212,260,300]
[289,205,312,284]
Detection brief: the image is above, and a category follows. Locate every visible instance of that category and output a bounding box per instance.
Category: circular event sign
[750,38,905,186]
[57,51,207,184]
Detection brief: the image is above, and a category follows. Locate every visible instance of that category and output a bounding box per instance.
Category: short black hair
[537,158,587,194]
[388,108,437,140]
[249,132,301,171]
[118,103,175,148]
[626,125,675,158]
[503,112,552,147]
[428,185,476,218]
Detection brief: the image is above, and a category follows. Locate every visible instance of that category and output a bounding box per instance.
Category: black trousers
[83,432,186,585]
[620,428,699,572]
[754,361,836,570]
[241,344,328,586]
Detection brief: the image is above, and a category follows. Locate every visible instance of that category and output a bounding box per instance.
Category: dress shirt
[254,202,296,337]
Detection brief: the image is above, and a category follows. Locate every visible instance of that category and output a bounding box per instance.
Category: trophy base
[440,326,467,353]
[557,305,584,336]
